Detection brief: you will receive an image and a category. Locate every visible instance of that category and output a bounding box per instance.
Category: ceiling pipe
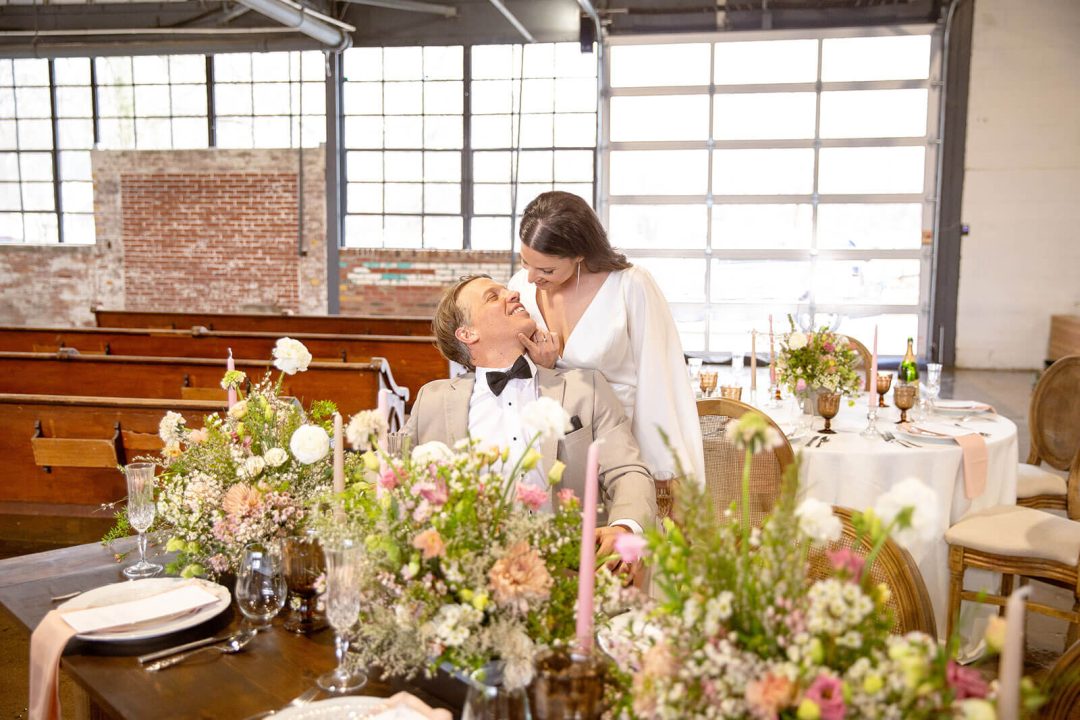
[340,0,456,17]
[486,0,534,43]
[0,26,300,36]
[234,0,353,50]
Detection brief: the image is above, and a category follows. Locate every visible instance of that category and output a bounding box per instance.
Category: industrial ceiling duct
[234,0,354,50]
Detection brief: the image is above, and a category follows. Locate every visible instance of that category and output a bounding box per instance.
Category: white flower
[158,411,186,443]
[874,477,939,550]
[787,331,808,350]
[346,410,388,451]
[239,455,266,479]
[263,447,288,467]
[795,498,842,544]
[272,337,312,375]
[289,424,330,464]
[228,399,248,420]
[958,699,997,720]
[411,440,454,468]
[520,396,571,442]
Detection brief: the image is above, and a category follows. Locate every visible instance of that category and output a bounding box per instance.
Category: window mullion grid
[45,60,63,244]
[90,59,100,147]
[462,46,473,250]
[206,56,216,148]
[704,42,715,352]
[379,51,387,245]
[809,38,824,325]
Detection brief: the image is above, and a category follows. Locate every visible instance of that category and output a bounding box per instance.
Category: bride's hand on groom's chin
[518,330,562,369]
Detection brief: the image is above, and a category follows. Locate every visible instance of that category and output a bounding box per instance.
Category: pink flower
[557,488,578,506]
[823,342,835,353]
[221,483,262,517]
[487,541,552,613]
[411,528,445,560]
[188,428,209,444]
[377,468,400,491]
[415,479,448,506]
[803,674,845,720]
[516,483,548,511]
[796,379,807,393]
[946,660,989,699]
[613,532,648,564]
[745,672,795,720]
[827,548,866,582]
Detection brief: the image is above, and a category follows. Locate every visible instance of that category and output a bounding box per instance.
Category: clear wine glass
[236,542,287,631]
[123,462,162,579]
[318,538,367,693]
[925,363,943,414]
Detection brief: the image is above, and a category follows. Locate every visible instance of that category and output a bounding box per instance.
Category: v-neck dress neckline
[526,271,618,357]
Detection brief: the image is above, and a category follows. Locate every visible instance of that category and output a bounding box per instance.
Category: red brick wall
[121,172,300,312]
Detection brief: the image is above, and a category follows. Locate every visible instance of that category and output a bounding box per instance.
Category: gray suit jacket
[403,365,656,531]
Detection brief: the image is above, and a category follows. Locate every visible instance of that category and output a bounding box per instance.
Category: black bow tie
[486,355,533,397]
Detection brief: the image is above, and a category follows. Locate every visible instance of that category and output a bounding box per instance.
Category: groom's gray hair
[432,274,490,371]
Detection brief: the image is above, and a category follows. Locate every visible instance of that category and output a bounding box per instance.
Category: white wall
[956,0,1080,369]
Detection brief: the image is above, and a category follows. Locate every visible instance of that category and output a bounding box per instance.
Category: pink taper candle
[998,585,1032,720]
[750,331,757,391]
[868,325,878,411]
[333,412,344,495]
[226,349,237,409]
[576,440,601,653]
[376,389,390,450]
[768,315,776,386]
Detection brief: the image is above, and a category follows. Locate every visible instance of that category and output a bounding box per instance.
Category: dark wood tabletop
[0,539,464,719]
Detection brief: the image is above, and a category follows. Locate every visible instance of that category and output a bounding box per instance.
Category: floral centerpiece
[319,397,617,692]
[604,413,1041,719]
[108,338,340,578]
[776,316,861,402]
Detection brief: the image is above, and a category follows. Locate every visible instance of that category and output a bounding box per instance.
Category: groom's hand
[595,525,632,575]
[519,330,561,369]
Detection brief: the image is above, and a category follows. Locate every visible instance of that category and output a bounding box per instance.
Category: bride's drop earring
[576,262,581,294]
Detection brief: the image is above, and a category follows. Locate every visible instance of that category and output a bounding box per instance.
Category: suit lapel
[444,375,474,444]
[536,368,567,479]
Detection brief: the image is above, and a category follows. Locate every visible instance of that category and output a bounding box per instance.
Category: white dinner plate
[933,399,994,415]
[273,697,424,720]
[59,577,231,642]
[898,422,970,444]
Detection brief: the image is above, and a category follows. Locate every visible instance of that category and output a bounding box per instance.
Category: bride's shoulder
[617,265,661,295]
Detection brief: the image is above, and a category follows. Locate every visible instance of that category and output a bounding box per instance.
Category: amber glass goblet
[530,647,608,720]
[876,372,893,408]
[817,392,841,434]
[894,384,917,424]
[699,371,718,398]
[282,531,327,634]
[719,385,742,401]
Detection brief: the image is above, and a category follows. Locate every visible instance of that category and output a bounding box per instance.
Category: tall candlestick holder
[766,383,783,408]
[860,407,883,439]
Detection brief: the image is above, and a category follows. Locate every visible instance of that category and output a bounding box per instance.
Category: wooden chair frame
[696,398,795,470]
[1019,354,1080,514]
[1041,638,1080,719]
[841,335,873,392]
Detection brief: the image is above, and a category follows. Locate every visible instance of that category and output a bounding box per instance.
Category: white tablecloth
[758,393,1018,652]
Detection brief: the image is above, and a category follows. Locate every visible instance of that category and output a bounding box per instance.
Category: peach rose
[221,483,261,517]
[412,528,446,560]
[487,541,552,614]
[745,672,795,719]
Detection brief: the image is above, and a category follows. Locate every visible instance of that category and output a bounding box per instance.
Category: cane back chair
[1017,355,1080,516]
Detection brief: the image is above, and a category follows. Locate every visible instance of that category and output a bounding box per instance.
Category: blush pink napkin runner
[953,433,989,499]
[29,610,77,720]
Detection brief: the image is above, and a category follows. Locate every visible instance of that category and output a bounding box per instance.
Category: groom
[404,274,656,558]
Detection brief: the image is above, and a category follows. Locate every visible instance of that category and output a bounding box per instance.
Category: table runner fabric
[953,433,989,499]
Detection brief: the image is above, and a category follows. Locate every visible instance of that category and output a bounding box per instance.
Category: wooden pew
[0,352,408,429]
[94,309,433,337]
[0,326,446,409]
[0,393,219,551]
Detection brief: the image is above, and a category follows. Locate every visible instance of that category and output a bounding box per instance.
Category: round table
[757,392,1018,655]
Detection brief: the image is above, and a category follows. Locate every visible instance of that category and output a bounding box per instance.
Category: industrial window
[0,59,58,243]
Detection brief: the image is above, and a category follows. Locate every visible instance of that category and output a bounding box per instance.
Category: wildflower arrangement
[776,316,861,399]
[320,396,617,691]
[115,338,341,578]
[606,412,1041,719]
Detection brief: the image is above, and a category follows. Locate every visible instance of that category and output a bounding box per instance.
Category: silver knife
[137,632,234,664]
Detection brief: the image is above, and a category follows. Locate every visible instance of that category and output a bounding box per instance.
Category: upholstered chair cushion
[1015,462,1068,498]
[945,506,1080,566]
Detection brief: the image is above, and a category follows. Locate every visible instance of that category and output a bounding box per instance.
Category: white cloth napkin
[29,582,220,720]
[371,693,453,720]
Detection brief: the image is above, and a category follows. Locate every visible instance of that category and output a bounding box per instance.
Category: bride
[508,191,705,488]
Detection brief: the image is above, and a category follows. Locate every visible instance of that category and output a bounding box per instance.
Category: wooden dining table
[0,538,465,719]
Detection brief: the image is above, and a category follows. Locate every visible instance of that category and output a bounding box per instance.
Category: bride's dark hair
[519,191,632,272]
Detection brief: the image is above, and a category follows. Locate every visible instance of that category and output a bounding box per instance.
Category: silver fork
[951,423,991,437]
[883,430,919,448]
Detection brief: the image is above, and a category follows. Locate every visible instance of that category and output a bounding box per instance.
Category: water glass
[925,363,943,409]
[687,357,703,382]
[236,542,287,631]
[318,538,367,693]
[123,462,162,579]
[282,532,327,634]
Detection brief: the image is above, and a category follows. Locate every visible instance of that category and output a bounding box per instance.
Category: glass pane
[424,183,460,214]
[95,57,133,86]
[347,151,383,182]
[554,42,597,79]
[296,82,324,116]
[169,55,205,83]
[517,151,553,183]
[214,54,252,83]
[815,259,921,305]
[18,120,53,150]
[384,116,422,148]
[818,147,925,194]
[0,183,19,211]
[347,183,382,213]
[821,35,932,82]
[424,81,462,114]
[62,181,94,213]
[516,183,553,214]
[135,118,172,149]
[299,52,323,82]
[711,260,811,302]
[299,116,325,147]
[423,116,462,149]
[609,204,707,250]
[473,151,511,183]
[384,81,423,115]
[671,304,706,352]
[0,153,17,178]
[24,212,58,243]
[14,88,51,118]
[171,84,208,117]
[820,89,928,138]
[833,314,918,357]
[0,211,21,241]
[522,44,554,78]
[344,116,383,149]
[253,116,291,148]
[713,149,815,195]
[473,183,510,215]
[520,79,554,114]
[252,52,290,82]
[344,214,384,248]
[98,118,136,149]
[553,150,592,183]
[0,121,17,149]
[519,114,554,148]
[554,78,596,113]
[610,95,710,142]
[423,215,462,249]
[713,39,818,84]
[635,258,706,303]
[706,305,786,354]
[609,44,711,87]
[14,60,49,86]
[712,204,813,249]
[344,82,382,115]
[60,151,91,181]
[471,80,513,115]
[56,87,93,118]
[383,214,422,248]
[609,150,708,196]
[384,151,423,182]
[470,216,513,250]
[215,117,253,148]
[22,182,55,211]
[424,151,460,182]
[713,93,816,140]
[57,119,93,149]
[424,46,464,81]
[133,56,169,84]
[62,213,95,244]
[383,48,423,81]
[817,203,923,250]
[384,183,422,213]
[98,85,135,117]
[253,83,291,115]
[472,46,515,81]
[20,152,53,181]
[134,85,171,116]
[53,58,90,86]
[554,114,595,147]
[215,84,252,115]
[172,118,209,149]
[344,48,382,82]
[0,90,12,120]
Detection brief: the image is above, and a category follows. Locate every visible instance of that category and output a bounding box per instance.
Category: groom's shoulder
[416,374,473,401]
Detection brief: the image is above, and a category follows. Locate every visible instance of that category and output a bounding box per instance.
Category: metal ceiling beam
[486,0,534,43]
[340,0,456,17]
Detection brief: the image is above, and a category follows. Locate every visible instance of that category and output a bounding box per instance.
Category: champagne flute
[123,462,162,579]
[236,542,287,631]
[318,538,367,693]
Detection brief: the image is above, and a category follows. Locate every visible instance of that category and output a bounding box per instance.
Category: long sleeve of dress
[624,267,707,487]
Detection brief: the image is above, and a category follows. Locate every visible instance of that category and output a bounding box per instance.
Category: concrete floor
[0,368,1072,716]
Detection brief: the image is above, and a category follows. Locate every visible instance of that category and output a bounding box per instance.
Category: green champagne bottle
[899,337,919,384]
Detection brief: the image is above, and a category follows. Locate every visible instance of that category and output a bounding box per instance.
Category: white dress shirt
[468,355,641,533]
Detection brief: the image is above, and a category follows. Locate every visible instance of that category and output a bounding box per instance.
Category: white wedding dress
[509,265,706,486]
